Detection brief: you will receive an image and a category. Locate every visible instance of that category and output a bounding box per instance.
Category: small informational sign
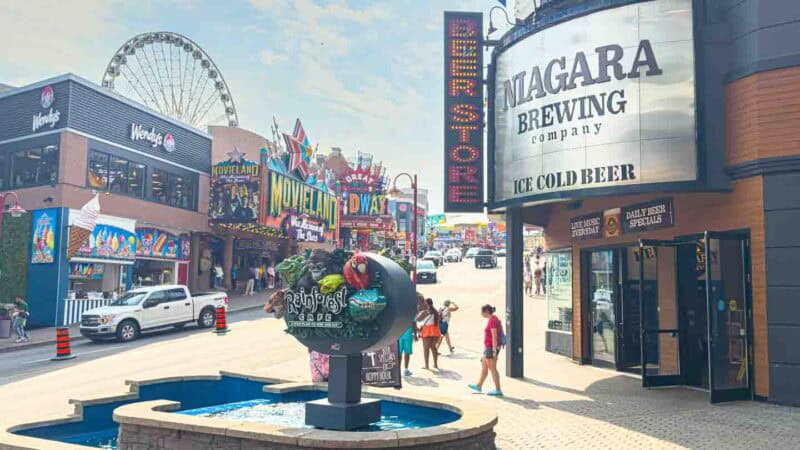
[362,343,401,388]
[604,208,621,238]
[284,215,326,243]
[621,198,674,234]
[285,287,348,329]
[31,208,58,264]
[570,212,603,240]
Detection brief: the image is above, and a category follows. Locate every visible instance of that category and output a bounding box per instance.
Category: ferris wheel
[101,32,239,130]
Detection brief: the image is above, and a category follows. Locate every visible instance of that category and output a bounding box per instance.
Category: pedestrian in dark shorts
[468,304,503,396]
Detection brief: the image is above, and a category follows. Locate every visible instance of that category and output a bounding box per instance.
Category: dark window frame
[9,144,59,189]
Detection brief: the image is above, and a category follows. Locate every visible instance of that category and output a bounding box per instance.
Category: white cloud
[259,49,288,66]
[0,0,124,83]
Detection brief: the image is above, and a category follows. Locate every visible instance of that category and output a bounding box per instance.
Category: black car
[474,249,498,268]
[416,260,438,283]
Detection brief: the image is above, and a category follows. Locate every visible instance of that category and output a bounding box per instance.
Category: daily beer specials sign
[493,0,696,204]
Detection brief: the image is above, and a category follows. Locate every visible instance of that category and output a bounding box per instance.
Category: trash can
[0,318,11,339]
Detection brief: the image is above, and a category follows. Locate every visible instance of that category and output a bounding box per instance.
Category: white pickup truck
[79,285,228,342]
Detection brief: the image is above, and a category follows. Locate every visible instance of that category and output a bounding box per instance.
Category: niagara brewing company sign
[492,0,697,204]
[443,11,484,213]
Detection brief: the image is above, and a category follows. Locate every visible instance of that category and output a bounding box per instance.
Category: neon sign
[444,12,484,212]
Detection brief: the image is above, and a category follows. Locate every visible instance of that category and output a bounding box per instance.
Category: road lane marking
[22,346,126,365]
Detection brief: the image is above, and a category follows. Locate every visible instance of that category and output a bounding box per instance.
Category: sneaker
[403,369,412,376]
[486,390,504,397]
[14,338,23,343]
[468,383,482,393]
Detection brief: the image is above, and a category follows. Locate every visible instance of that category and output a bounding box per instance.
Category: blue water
[180,397,460,432]
[13,377,459,449]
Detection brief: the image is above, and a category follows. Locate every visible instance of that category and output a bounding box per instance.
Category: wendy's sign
[444,11,484,212]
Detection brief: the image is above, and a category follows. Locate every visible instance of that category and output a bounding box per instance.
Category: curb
[0,303,265,354]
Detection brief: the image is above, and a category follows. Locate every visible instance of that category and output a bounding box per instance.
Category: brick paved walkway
[0,263,798,449]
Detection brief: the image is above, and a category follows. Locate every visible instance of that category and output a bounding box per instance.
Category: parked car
[416,260,438,283]
[80,285,228,342]
[464,247,481,259]
[474,249,498,269]
[445,248,463,262]
[423,250,444,266]
[496,248,507,257]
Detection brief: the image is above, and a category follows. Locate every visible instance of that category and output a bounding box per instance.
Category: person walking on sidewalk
[534,266,543,296]
[417,298,441,370]
[398,321,418,376]
[267,262,276,289]
[437,300,459,354]
[469,304,503,396]
[523,270,532,296]
[12,296,29,343]
[213,263,224,289]
[245,266,256,296]
[231,264,239,292]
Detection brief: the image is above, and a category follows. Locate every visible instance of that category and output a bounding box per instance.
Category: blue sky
[0,0,507,213]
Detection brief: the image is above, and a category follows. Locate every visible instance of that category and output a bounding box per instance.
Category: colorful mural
[77,224,136,260]
[209,151,263,223]
[31,208,58,264]
[136,228,189,260]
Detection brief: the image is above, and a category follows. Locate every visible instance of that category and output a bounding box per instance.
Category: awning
[70,257,134,265]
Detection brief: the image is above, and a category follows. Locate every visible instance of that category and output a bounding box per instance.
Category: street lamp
[388,173,418,283]
[0,192,27,240]
[487,6,515,36]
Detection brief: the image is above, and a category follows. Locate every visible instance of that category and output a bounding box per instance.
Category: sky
[0,0,510,214]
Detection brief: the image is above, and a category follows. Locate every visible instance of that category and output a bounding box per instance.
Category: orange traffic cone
[214,306,229,334]
[51,327,77,361]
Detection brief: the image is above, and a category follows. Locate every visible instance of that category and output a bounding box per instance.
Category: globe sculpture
[272,250,416,430]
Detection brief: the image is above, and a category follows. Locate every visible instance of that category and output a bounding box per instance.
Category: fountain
[4,252,497,449]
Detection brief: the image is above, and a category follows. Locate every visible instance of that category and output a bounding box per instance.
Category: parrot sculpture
[343,253,369,290]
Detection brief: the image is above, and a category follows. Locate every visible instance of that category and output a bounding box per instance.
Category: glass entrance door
[588,249,620,367]
[705,232,752,403]
[638,240,687,387]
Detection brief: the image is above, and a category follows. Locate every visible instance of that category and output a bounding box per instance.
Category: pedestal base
[305,398,381,431]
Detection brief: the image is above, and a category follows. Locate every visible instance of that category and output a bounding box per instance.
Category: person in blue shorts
[398,321,418,376]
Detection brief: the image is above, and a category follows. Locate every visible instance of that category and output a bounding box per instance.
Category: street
[0,306,267,386]
[2,259,799,449]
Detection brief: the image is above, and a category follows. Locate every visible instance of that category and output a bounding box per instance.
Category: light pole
[388,173,418,283]
[0,192,27,240]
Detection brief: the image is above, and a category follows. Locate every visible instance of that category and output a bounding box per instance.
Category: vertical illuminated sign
[444,11,484,212]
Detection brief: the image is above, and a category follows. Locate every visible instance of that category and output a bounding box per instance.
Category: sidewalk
[0,288,273,354]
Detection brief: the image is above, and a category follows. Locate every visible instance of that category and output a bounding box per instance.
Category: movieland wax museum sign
[492,0,697,204]
[267,170,339,233]
[444,11,485,213]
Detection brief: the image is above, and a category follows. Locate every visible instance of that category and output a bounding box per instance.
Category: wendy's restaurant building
[444,0,800,405]
[0,74,212,327]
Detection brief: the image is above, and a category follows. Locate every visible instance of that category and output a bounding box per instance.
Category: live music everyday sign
[444,11,484,212]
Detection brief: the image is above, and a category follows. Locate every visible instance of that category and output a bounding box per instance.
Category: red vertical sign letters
[444,12,484,212]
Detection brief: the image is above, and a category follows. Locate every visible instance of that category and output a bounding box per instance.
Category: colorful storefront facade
[0,74,211,327]
[337,158,393,252]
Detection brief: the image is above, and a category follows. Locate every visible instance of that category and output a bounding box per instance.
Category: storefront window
[128,162,145,198]
[11,145,59,188]
[150,169,168,204]
[546,250,573,333]
[88,150,110,190]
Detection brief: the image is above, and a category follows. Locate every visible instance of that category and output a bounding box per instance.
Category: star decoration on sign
[282,119,314,179]
[227,146,246,163]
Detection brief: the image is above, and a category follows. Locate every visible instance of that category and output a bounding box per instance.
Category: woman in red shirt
[468,304,503,396]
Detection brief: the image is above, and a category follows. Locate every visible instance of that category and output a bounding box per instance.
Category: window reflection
[11,145,59,188]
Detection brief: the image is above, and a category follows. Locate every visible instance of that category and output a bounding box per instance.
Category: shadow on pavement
[403,376,439,387]
[433,369,462,380]
[509,374,800,448]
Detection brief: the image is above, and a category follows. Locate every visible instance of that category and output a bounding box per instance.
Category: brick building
[489,0,800,405]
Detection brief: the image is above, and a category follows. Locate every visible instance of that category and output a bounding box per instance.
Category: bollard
[51,327,77,361]
[214,306,229,334]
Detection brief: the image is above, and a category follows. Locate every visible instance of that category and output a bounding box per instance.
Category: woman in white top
[437,300,459,353]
